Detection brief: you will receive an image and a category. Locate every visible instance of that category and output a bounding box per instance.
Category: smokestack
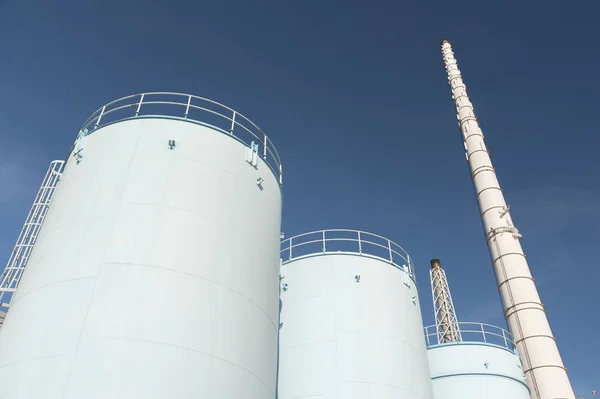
[440,40,575,399]
[429,258,461,344]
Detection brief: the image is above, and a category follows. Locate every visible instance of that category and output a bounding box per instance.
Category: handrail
[280,229,415,280]
[424,322,516,351]
[78,92,282,184]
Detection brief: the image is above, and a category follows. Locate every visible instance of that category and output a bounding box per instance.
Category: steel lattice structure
[0,160,64,308]
[429,259,462,343]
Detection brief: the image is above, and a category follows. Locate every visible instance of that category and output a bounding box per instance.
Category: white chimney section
[440,40,575,399]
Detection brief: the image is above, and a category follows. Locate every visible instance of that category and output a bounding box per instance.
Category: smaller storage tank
[278,229,434,399]
[425,322,530,399]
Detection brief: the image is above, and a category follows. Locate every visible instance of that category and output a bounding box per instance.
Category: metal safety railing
[424,322,516,351]
[0,160,65,308]
[280,229,415,279]
[79,92,282,184]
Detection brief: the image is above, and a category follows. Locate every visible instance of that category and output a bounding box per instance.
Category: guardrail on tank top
[280,229,415,280]
[79,92,282,184]
[424,322,516,351]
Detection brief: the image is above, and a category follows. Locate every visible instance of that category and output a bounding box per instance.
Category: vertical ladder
[0,160,65,308]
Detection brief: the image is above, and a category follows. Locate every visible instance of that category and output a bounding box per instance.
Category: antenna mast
[440,40,575,399]
[429,258,461,343]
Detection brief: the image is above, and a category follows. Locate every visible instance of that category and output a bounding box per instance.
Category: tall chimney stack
[440,40,575,399]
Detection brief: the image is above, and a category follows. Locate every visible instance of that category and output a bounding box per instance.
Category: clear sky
[0,0,598,395]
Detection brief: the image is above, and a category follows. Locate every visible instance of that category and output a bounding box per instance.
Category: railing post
[279,164,283,185]
[94,106,106,129]
[263,133,268,159]
[502,328,508,349]
[135,94,145,116]
[481,324,487,343]
[230,111,236,134]
[289,238,293,260]
[388,240,393,262]
[322,231,326,252]
[358,231,362,253]
[184,95,192,118]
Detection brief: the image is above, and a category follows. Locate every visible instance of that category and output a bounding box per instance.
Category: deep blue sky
[0,0,598,394]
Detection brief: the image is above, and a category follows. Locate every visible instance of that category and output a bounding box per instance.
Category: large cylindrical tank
[278,229,434,399]
[0,93,283,399]
[425,322,530,399]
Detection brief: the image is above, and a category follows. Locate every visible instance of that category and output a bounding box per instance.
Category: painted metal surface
[440,40,575,399]
[0,108,282,398]
[427,343,530,399]
[278,230,433,399]
[77,92,282,184]
[426,322,529,399]
[429,259,461,343]
[0,160,64,309]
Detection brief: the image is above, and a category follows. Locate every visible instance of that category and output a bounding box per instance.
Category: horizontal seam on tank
[337,380,430,397]
[34,221,72,243]
[99,336,274,395]
[337,330,424,351]
[101,262,278,330]
[281,334,422,352]
[430,372,529,390]
[8,276,97,308]
[121,202,280,266]
[0,354,68,370]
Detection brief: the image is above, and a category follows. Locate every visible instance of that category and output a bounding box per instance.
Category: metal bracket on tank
[402,265,411,288]
[245,141,259,167]
[73,128,88,164]
[256,177,264,190]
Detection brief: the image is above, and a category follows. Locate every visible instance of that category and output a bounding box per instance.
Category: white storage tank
[425,322,530,399]
[0,93,283,399]
[278,229,435,399]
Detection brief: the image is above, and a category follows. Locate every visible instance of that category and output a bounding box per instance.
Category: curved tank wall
[425,323,530,399]
[0,94,283,399]
[278,230,434,399]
